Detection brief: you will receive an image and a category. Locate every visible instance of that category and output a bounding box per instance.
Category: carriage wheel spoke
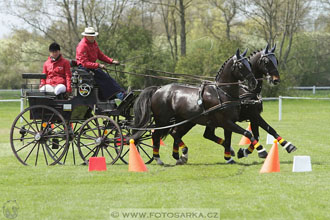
[13,125,36,136]
[105,148,115,160]
[80,135,97,141]
[82,145,97,159]
[23,141,38,163]
[138,145,152,159]
[41,143,49,165]
[21,116,38,133]
[86,123,98,137]
[139,142,153,149]
[121,148,129,158]
[12,136,35,141]
[16,140,37,153]
[101,146,104,157]
[35,143,40,166]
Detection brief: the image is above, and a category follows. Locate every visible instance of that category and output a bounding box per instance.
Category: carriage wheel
[77,115,123,165]
[10,105,69,166]
[118,128,154,164]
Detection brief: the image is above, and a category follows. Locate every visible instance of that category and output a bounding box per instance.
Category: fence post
[279,96,282,121]
[313,86,316,94]
[20,89,24,123]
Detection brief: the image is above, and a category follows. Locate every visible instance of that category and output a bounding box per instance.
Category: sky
[0,12,25,39]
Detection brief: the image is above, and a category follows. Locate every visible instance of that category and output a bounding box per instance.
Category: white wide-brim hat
[81,27,99,36]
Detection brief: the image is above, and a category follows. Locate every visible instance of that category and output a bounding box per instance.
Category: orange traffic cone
[260,140,280,173]
[128,139,148,172]
[89,157,107,171]
[151,130,165,146]
[239,123,252,145]
[151,138,165,146]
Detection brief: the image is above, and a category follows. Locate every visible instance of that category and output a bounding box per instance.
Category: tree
[240,0,311,69]
[3,0,129,58]
[207,0,240,40]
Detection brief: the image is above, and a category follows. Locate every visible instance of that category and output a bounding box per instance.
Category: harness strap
[128,101,240,131]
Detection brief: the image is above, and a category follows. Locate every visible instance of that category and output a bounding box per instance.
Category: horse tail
[133,86,159,128]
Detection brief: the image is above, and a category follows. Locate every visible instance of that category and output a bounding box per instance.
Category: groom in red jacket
[76,27,125,100]
[40,42,72,95]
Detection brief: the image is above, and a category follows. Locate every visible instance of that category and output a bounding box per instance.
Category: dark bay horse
[133,49,261,164]
[169,45,297,164]
[236,44,297,158]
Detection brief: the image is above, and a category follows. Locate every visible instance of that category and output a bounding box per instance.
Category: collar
[83,37,97,45]
[49,54,62,63]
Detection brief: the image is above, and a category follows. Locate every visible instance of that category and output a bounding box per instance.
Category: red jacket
[76,37,113,69]
[40,55,72,92]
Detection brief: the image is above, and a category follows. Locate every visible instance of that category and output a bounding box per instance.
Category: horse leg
[219,121,263,160]
[257,115,297,153]
[223,129,235,164]
[239,121,268,159]
[170,123,195,165]
[152,130,164,165]
[203,126,235,156]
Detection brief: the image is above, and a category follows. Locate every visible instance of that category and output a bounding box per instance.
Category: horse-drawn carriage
[9,64,154,166]
[10,46,296,166]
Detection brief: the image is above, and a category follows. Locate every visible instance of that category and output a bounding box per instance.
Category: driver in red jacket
[76,27,125,100]
[40,42,72,95]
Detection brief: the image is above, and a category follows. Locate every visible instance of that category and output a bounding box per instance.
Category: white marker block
[292,156,312,172]
[266,134,275,145]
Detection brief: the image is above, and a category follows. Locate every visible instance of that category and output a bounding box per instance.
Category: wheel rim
[10,105,69,166]
[77,115,123,165]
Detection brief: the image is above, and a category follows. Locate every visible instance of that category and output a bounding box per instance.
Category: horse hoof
[226,158,236,164]
[155,157,164,166]
[176,159,184,165]
[286,143,297,153]
[230,146,235,157]
[180,154,188,164]
[237,148,246,159]
[258,150,268,159]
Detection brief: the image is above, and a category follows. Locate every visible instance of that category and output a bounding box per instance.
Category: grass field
[1,99,330,219]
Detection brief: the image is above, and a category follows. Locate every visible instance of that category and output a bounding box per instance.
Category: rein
[127,100,240,131]
[105,66,265,86]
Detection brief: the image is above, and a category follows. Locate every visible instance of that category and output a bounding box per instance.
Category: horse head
[231,49,257,90]
[257,44,280,85]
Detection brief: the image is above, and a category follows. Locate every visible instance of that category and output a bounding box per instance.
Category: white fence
[263,96,330,121]
[1,90,330,122]
[0,89,24,113]
[289,86,330,94]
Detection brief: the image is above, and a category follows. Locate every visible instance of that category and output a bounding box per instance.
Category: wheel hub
[35,133,41,141]
[95,137,102,145]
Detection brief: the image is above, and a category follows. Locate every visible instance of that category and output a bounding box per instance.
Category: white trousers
[39,84,66,95]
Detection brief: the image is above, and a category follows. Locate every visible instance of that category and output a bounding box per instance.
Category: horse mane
[215,56,234,81]
[248,49,263,60]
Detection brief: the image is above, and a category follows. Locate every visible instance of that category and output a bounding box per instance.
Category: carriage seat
[22,73,66,99]
[22,73,46,79]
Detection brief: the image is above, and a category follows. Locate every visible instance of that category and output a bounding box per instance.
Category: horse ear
[265,44,269,54]
[271,44,276,53]
[236,48,241,59]
[241,48,248,57]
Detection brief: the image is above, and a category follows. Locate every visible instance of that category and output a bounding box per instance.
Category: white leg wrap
[283,142,291,149]
[243,149,248,157]
[226,158,234,164]
[155,157,164,165]
[257,148,266,153]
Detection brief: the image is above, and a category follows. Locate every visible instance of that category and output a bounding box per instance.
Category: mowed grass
[0,99,330,220]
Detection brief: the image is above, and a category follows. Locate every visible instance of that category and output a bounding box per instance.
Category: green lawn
[0,100,330,219]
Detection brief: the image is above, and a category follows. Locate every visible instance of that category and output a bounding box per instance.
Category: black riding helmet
[49,42,60,52]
